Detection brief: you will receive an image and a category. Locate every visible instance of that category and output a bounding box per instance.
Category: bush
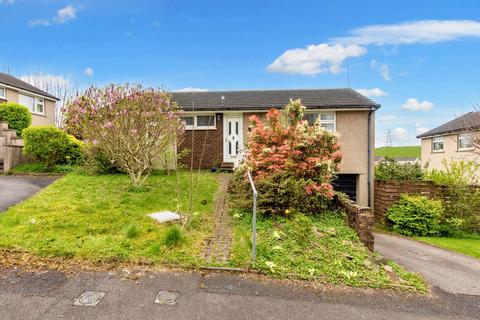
[375,158,426,180]
[163,225,184,246]
[22,126,84,168]
[0,102,32,134]
[386,195,443,236]
[82,144,124,174]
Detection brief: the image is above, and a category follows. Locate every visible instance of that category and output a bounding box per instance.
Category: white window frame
[304,112,336,132]
[181,114,216,130]
[458,133,473,151]
[19,93,46,116]
[0,86,6,99]
[432,136,444,152]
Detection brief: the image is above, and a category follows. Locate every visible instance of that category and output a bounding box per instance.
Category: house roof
[417,111,480,138]
[171,88,380,111]
[0,72,59,101]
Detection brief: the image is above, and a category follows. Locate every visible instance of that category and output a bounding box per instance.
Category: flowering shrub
[63,84,184,187]
[240,99,342,215]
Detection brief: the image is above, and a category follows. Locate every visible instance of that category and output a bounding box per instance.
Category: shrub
[22,126,83,168]
[386,194,443,236]
[375,158,426,180]
[64,84,184,188]
[239,99,341,215]
[0,102,32,134]
[426,160,480,233]
[163,225,184,246]
[82,144,124,174]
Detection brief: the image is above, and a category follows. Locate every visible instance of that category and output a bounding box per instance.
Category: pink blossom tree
[64,84,184,188]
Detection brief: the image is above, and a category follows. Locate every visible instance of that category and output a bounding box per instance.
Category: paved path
[0,268,478,320]
[0,176,58,212]
[375,232,480,296]
[201,174,232,263]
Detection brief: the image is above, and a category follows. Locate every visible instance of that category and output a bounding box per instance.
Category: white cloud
[332,20,480,46]
[392,127,409,141]
[401,98,434,111]
[377,114,396,123]
[53,5,77,24]
[266,43,367,75]
[0,0,15,4]
[175,87,209,92]
[370,60,391,81]
[84,68,94,76]
[415,126,429,136]
[355,88,388,97]
[29,5,78,27]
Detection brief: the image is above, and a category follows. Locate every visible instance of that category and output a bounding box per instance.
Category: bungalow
[417,111,480,171]
[172,89,380,207]
[0,72,58,126]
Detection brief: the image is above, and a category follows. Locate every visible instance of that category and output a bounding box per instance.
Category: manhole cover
[73,291,106,306]
[154,290,178,305]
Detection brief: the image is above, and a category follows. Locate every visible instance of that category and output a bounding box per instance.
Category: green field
[415,237,480,259]
[375,146,421,158]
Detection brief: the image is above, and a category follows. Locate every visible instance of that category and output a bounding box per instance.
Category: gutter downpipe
[367,106,376,207]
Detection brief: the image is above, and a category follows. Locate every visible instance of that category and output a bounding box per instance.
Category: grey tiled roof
[417,111,480,138]
[171,88,380,111]
[0,72,58,100]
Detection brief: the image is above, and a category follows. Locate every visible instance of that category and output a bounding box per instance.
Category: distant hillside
[375,146,421,158]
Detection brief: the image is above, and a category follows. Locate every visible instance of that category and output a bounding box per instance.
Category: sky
[1,0,480,147]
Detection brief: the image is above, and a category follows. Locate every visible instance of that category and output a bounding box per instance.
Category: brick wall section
[178,113,224,169]
[336,196,375,251]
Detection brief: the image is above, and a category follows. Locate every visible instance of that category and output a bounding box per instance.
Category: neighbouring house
[172,89,380,207]
[0,72,58,126]
[0,72,59,173]
[417,111,480,171]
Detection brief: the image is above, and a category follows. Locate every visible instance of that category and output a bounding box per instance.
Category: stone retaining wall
[336,197,374,251]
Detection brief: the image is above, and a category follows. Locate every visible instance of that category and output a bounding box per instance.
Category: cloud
[84,68,94,77]
[377,114,396,123]
[332,20,480,46]
[266,43,367,75]
[0,0,15,4]
[175,87,209,92]
[415,126,429,136]
[29,5,78,27]
[19,74,71,92]
[370,60,391,81]
[355,88,388,97]
[401,98,434,111]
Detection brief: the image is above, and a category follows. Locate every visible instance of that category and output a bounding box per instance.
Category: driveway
[0,176,58,212]
[375,232,480,296]
[0,268,479,320]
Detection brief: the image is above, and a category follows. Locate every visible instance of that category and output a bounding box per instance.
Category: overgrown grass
[415,236,480,259]
[230,210,427,292]
[9,162,75,174]
[375,146,420,158]
[0,171,218,266]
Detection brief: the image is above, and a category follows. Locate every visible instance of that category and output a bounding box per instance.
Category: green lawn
[229,210,427,292]
[375,146,421,158]
[415,237,480,259]
[0,172,218,266]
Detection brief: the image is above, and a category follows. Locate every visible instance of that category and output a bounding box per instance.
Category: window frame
[0,86,6,99]
[457,133,473,151]
[18,93,46,116]
[181,113,216,130]
[303,111,336,132]
[432,136,444,152]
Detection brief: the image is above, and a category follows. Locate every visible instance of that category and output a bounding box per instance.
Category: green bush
[163,225,184,246]
[386,195,443,236]
[0,103,32,134]
[82,144,124,174]
[22,126,84,168]
[375,158,426,180]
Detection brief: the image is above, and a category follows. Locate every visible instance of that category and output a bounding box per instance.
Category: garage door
[332,174,357,201]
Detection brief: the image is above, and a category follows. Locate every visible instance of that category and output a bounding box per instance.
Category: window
[432,136,444,152]
[18,93,45,115]
[303,112,335,132]
[181,114,216,130]
[0,86,5,99]
[458,133,473,150]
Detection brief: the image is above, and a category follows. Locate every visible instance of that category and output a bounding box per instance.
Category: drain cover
[154,290,178,305]
[73,291,106,306]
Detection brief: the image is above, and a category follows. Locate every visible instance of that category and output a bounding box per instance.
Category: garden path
[201,174,232,263]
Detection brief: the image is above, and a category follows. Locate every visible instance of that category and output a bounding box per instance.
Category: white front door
[223,115,243,163]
